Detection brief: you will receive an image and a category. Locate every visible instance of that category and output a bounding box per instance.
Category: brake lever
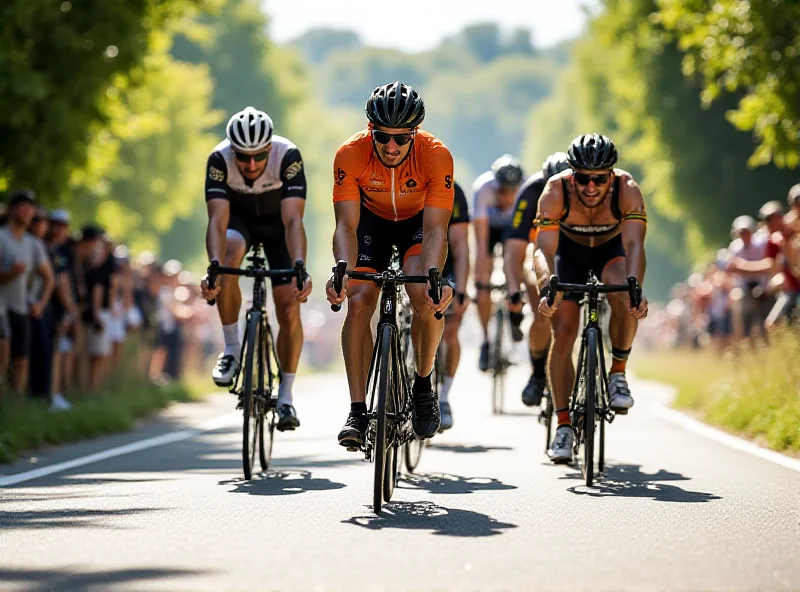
[331,260,347,312]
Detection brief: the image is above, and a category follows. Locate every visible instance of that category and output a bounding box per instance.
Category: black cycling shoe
[478,342,490,372]
[338,411,367,450]
[412,391,441,439]
[509,311,525,342]
[276,403,300,431]
[521,374,547,407]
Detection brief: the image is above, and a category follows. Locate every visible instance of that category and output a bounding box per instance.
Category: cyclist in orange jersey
[325,82,455,449]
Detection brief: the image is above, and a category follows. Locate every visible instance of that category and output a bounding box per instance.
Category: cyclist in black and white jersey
[199,107,313,432]
[472,154,525,372]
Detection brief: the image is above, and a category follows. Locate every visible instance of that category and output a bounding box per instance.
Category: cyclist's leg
[600,237,636,411]
[439,304,463,429]
[475,228,501,361]
[521,250,552,406]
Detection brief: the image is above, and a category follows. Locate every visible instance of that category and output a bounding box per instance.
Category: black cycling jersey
[443,182,470,281]
[506,172,546,242]
[559,176,623,238]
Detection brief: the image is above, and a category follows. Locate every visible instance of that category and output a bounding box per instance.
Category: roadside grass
[0,352,209,465]
[631,328,800,455]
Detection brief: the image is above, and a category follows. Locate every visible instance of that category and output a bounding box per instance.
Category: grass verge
[0,357,209,465]
[631,328,800,456]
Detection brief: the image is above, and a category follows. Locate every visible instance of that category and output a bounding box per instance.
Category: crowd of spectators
[648,184,800,351]
[0,189,222,411]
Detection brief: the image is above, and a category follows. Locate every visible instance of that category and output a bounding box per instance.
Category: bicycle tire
[583,327,598,487]
[543,389,554,454]
[404,437,424,472]
[491,307,505,414]
[242,311,261,480]
[373,325,393,514]
[258,325,276,472]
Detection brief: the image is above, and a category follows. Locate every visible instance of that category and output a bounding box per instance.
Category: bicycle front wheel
[491,307,505,414]
[582,327,598,487]
[373,325,394,514]
[242,311,262,480]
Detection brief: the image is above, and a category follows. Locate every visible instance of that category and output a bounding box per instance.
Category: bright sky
[263,0,600,51]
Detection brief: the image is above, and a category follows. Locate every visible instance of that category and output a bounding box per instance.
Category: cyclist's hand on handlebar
[200,276,221,302]
[326,274,348,306]
[538,291,562,318]
[293,273,313,302]
[629,293,649,320]
[426,282,453,314]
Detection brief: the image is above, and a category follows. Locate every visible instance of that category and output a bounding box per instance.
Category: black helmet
[365,82,425,129]
[491,154,524,188]
[542,152,570,182]
[567,133,618,171]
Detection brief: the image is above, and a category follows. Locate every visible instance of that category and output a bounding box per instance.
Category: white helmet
[226,106,274,152]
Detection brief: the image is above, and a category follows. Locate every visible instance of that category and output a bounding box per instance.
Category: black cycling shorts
[487,226,506,255]
[356,204,423,272]
[555,232,626,302]
[228,214,293,287]
[8,310,31,359]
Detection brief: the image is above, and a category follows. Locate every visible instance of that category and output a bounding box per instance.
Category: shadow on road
[343,501,517,537]
[219,470,346,496]
[0,507,166,530]
[398,472,517,495]
[0,567,208,592]
[561,463,722,503]
[427,443,514,454]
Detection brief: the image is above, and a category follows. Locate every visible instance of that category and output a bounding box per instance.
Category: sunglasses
[234,150,269,163]
[372,130,415,146]
[573,172,611,186]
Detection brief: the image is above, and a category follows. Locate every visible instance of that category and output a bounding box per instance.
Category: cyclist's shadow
[343,501,517,537]
[560,463,722,503]
[398,472,517,495]
[219,470,346,496]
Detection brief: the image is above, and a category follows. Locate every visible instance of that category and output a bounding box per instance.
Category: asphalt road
[2,349,799,591]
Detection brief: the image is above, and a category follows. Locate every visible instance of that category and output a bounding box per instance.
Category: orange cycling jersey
[332,129,455,221]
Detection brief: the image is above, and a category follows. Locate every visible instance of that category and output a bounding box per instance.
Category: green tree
[290,28,363,64]
[657,0,800,168]
[0,0,207,197]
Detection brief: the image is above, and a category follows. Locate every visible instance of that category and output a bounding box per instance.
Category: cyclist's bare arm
[206,199,230,264]
[535,180,565,315]
[617,175,647,285]
[281,198,307,263]
[448,221,470,296]
[473,216,490,272]
[503,238,527,296]
[422,206,450,273]
[327,201,360,304]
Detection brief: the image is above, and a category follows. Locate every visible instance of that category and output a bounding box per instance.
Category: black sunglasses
[234,150,269,163]
[573,172,611,186]
[372,130,415,146]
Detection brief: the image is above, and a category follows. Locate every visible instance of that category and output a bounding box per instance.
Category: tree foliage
[656,0,800,168]
[0,0,208,197]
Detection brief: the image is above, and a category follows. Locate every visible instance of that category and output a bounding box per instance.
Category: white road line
[651,403,800,474]
[0,412,239,487]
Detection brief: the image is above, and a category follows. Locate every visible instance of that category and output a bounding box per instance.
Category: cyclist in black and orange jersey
[503,153,570,408]
[536,134,648,463]
[325,82,455,449]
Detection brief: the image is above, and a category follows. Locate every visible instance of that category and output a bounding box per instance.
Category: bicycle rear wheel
[543,389,554,454]
[241,311,262,480]
[258,326,277,472]
[491,307,505,414]
[373,325,393,514]
[582,327,598,487]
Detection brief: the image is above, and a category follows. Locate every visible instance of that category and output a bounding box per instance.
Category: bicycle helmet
[226,106,274,152]
[541,152,570,182]
[365,82,425,129]
[491,154,524,188]
[566,133,618,171]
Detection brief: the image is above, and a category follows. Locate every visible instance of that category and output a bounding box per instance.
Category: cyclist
[536,134,648,463]
[200,106,313,432]
[503,152,570,407]
[473,154,525,371]
[439,181,471,430]
[325,81,455,449]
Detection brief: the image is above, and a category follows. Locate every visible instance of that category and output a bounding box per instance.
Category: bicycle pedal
[346,446,359,452]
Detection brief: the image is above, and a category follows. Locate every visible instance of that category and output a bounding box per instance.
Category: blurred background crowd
[639,185,800,352]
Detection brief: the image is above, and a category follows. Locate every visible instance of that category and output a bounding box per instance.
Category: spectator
[46,209,79,410]
[726,215,770,344]
[26,207,58,404]
[785,185,800,281]
[0,190,55,394]
[82,227,115,392]
[757,201,800,328]
[148,260,185,383]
